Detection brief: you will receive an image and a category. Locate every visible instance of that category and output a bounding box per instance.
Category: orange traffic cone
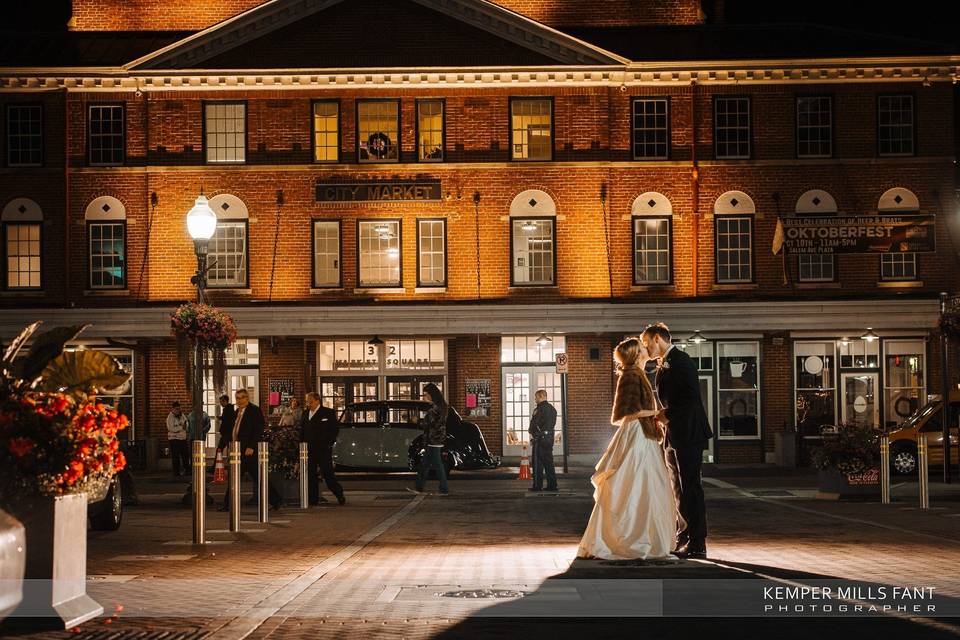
[518,443,532,481]
[212,449,226,484]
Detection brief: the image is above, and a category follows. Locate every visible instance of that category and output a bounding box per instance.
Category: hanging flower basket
[170,303,238,392]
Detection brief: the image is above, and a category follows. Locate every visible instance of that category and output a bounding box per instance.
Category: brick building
[1,0,958,465]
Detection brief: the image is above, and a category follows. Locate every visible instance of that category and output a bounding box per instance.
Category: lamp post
[186,190,217,544]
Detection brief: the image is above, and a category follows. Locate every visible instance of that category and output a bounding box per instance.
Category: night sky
[4,0,954,49]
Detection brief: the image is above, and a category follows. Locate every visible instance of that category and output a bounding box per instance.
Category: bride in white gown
[577,337,679,560]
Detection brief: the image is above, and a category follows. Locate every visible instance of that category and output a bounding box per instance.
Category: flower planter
[816,467,881,501]
[269,472,304,507]
[5,492,103,628]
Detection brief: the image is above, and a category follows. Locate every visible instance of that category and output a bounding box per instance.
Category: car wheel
[90,476,123,531]
[891,444,918,476]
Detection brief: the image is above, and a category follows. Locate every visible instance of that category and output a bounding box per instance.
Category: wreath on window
[365,132,393,160]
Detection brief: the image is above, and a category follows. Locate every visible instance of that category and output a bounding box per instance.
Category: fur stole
[611,367,660,441]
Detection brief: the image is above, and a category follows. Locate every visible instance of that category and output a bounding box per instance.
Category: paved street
[4,466,960,639]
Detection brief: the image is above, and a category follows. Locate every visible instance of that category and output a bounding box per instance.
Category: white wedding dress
[576,418,677,560]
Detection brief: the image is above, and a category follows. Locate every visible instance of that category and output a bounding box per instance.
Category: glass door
[502,366,564,456]
[319,377,378,415]
[699,375,714,463]
[841,372,879,428]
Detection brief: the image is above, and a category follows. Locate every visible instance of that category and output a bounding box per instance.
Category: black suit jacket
[216,404,237,450]
[655,347,713,451]
[299,405,339,450]
[217,402,265,453]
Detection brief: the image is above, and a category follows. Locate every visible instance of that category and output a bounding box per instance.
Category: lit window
[500,335,567,364]
[207,221,248,287]
[88,104,125,166]
[794,341,836,438]
[878,187,919,282]
[878,94,914,156]
[205,102,246,163]
[511,218,554,285]
[357,100,399,163]
[510,98,552,161]
[417,219,446,287]
[4,223,41,289]
[796,96,832,158]
[417,100,444,162]
[795,189,838,283]
[317,340,380,372]
[714,97,750,159]
[312,101,339,163]
[631,98,669,160]
[633,216,671,284]
[7,105,43,167]
[89,222,126,289]
[717,342,760,439]
[312,220,340,287]
[358,220,401,287]
[883,339,925,429]
[715,215,753,283]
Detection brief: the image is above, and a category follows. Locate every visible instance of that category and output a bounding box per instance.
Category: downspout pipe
[690,81,700,297]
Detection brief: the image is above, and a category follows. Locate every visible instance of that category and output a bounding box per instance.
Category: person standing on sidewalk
[166,401,189,477]
[216,389,281,511]
[280,397,304,428]
[529,390,559,492]
[299,392,345,505]
[409,383,450,495]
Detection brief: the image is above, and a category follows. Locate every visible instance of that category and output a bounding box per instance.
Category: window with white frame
[7,105,42,167]
[714,96,750,159]
[511,218,555,285]
[839,338,879,368]
[796,96,832,158]
[510,98,552,161]
[633,216,671,284]
[312,101,339,163]
[715,215,753,283]
[500,335,566,363]
[88,221,125,289]
[2,198,42,289]
[795,189,838,282]
[717,341,760,439]
[878,94,914,156]
[883,339,925,429]
[357,100,399,163]
[88,104,124,166]
[417,218,446,287]
[676,340,714,371]
[385,339,446,370]
[358,220,401,287]
[312,220,340,288]
[632,98,669,160]
[317,340,379,371]
[208,221,248,287]
[101,349,135,439]
[205,102,246,164]
[417,100,444,162]
[794,341,836,437]
[878,188,919,282]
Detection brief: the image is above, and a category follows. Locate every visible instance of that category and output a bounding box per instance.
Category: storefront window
[717,342,760,439]
[385,339,445,370]
[883,339,925,428]
[225,338,259,366]
[794,341,836,438]
[500,335,566,364]
[317,340,379,371]
[676,341,713,371]
[840,339,879,368]
[96,348,134,440]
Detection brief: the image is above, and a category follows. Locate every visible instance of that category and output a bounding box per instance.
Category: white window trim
[716,340,762,441]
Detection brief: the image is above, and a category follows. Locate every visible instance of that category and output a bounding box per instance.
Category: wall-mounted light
[367,336,385,346]
[535,333,552,347]
[688,330,706,344]
[860,328,879,343]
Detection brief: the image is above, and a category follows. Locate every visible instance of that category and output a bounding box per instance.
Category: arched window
[795,190,837,283]
[207,193,249,288]
[510,190,556,286]
[713,191,755,284]
[2,198,42,289]
[877,188,919,282]
[631,192,672,285]
[86,196,127,289]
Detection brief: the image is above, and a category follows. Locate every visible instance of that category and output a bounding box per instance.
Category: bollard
[258,441,269,523]
[880,435,891,504]
[299,442,309,509]
[918,433,930,510]
[228,441,241,532]
[192,440,206,544]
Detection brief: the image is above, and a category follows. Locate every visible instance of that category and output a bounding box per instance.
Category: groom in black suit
[641,323,713,559]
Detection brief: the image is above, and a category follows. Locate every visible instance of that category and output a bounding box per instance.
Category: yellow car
[887,390,960,475]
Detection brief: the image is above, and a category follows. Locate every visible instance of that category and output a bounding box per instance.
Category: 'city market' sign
[781,214,935,255]
[316,180,441,202]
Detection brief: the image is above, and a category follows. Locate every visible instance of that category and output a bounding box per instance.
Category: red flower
[8,437,36,458]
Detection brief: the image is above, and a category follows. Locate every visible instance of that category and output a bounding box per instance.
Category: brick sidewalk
[3,471,960,639]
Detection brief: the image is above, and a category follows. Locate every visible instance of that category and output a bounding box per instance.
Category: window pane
[313,102,339,162]
[717,342,760,438]
[7,105,43,166]
[878,95,914,156]
[714,97,750,159]
[358,101,399,163]
[796,96,832,158]
[417,100,444,161]
[358,220,401,286]
[883,339,925,429]
[511,99,552,161]
[632,98,669,160]
[205,103,246,163]
[313,220,340,286]
[88,105,124,165]
[417,219,446,286]
[633,216,671,284]
[89,222,126,289]
[512,219,554,285]
[5,223,41,289]
[207,222,247,286]
[715,216,753,283]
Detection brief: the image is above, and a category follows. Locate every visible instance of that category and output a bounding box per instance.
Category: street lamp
[186,189,217,545]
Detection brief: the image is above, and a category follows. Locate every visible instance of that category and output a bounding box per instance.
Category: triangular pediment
[127,0,625,70]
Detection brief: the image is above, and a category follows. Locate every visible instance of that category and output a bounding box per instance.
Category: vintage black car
[333,400,499,473]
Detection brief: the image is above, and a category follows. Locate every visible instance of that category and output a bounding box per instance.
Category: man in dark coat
[217,389,280,511]
[528,390,558,492]
[642,323,713,559]
[299,391,345,505]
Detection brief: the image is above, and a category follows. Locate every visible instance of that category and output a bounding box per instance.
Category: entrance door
[502,366,564,457]
[700,375,714,463]
[386,376,444,401]
[841,372,879,428]
[319,377,378,414]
